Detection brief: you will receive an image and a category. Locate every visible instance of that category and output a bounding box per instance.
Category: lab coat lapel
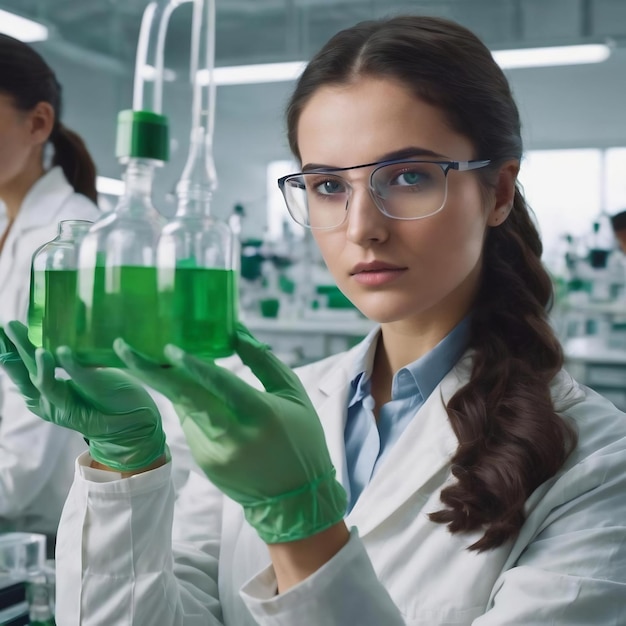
[346,353,473,537]
[308,349,355,490]
[0,168,72,292]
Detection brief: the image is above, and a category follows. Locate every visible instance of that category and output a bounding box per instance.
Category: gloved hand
[0,321,166,472]
[114,324,347,543]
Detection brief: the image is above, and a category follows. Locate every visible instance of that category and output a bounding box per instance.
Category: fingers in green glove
[115,338,264,424]
[4,321,38,377]
[234,324,303,396]
[0,326,17,355]
[113,339,227,413]
[0,326,39,400]
[163,344,272,417]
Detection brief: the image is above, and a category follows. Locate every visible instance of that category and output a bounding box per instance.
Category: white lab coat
[55,344,626,625]
[0,167,100,536]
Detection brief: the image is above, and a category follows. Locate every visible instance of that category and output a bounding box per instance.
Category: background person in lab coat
[0,34,100,552]
[1,15,626,625]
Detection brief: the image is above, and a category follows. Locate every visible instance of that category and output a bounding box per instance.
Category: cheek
[311,231,340,272]
[0,132,30,181]
[397,185,489,294]
[433,181,489,250]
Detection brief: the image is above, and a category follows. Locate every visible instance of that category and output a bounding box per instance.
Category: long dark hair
[0,34,97,203]
[287,16,577,551]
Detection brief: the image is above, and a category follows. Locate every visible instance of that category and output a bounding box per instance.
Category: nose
[344,185,390,246]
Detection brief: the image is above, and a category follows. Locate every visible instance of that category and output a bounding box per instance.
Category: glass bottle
[28,220,93,351]
[157,127,237,358]
[74,110,169,366]
[26,569,55,626]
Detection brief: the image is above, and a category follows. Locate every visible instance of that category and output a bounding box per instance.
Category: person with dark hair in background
[1,16,625,624]
[610,210,626,254]
[0,34,100,553]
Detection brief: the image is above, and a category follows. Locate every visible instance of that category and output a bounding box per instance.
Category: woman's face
[296,77,507,331]
[0,95,43,193]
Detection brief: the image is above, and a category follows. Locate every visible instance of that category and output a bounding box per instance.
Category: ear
[26,101,55,147]
[487,160,519,227]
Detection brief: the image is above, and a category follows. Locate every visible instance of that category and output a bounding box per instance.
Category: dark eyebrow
[301,147,450,172]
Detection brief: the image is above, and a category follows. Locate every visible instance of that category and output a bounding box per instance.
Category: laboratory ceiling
[2,0,626,74]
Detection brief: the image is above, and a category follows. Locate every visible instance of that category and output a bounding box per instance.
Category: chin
[352,300,417,325]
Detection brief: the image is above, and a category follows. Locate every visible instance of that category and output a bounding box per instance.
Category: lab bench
[243,313,375,365]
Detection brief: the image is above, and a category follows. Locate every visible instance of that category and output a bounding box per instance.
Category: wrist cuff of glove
[88,430,167,472]
[243,468,347,544]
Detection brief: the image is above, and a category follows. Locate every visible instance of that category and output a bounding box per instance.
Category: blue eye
[307,176,348,197]
[321,180,343,194]
[391,170,430,187]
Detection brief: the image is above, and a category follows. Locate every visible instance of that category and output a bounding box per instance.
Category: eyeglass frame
[277,157,492,230]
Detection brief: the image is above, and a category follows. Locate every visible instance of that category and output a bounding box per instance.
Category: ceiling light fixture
[148,42,612,88]
[0,9,48,42]
[197,61,307,86]
[492,43,611,69]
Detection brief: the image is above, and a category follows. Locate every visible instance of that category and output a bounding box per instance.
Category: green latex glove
[0,321,166,472]
[114,324,347,543]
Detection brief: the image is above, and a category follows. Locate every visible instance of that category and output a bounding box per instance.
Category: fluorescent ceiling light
[492,43,611,69]
[96,176,124,196]
[198,44,609,85]
[198,61,307,86]
[146,42,611,89]
[0,9,48,42]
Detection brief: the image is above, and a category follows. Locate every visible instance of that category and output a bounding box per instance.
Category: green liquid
[159,267,238,359]
[28,270,78,352]
[76,265,161,366]
[75,265,237,367]
[28,268,45,346]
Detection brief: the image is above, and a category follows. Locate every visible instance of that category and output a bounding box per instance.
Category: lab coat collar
[0,167,74,300]
[313,345,364,489]
[344,351,472,536]
[309,337,473,538]
[13,167,74,234]
[318,327,380,397]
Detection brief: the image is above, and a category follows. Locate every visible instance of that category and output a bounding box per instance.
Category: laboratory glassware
[157,130,238,358]
[74,110,169,367]
[28,220,93,352]
[157,0,238,358]
[25,568,55,626]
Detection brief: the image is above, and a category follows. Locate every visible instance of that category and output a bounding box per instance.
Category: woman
[0,34,100,548]
[1,16,625,624]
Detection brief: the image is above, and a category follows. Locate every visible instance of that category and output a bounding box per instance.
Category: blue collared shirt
[343,318,470,513]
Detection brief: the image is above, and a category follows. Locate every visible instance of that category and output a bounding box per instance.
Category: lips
[350,261,406,275]
[349,261,407,286]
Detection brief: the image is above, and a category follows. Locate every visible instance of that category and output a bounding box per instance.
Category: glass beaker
[74,110,169,367]
[28,220,93,352]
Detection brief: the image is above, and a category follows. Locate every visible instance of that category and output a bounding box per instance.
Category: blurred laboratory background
[3,0,626,403]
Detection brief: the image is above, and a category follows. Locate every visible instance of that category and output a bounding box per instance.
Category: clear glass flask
[157,0,237,359]
[74,110,169,367]
[28,220,93,351]
[158,128,238,359]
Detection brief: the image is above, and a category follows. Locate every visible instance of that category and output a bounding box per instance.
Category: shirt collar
[348,317,471,406]
[397,316,470,401]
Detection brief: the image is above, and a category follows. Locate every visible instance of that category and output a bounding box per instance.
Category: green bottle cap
[115,109,169,162]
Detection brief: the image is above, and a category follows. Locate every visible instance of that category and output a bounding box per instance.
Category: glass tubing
[133,0,218,205]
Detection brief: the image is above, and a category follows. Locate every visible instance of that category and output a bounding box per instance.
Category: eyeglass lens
[282,161,448,229]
